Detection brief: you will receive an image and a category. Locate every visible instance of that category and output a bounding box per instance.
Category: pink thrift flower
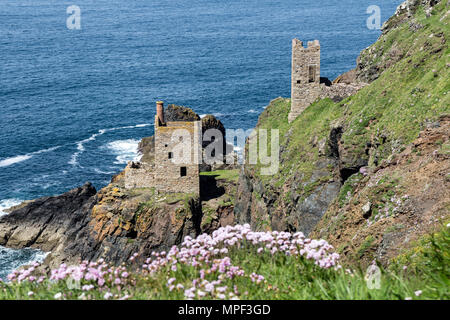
[104,292,113,300]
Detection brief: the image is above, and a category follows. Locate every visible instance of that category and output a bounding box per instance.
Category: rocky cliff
[312,115,449,266]
[0,106,234,268]
[0,0,447,271]
[234,0,449,266]
[0,179,202,268]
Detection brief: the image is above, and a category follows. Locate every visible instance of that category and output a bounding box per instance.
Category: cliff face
[64,175,203,266]
[0,182,97,255]
[0,178,202,267]
[234,98,344,234]
[312,116,449,266]
[234,0,449,265]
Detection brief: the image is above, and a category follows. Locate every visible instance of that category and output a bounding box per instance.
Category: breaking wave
[0,199,24,217]
[0,146,61,168]
[68,123,152,166]
[0,246,49,281]
[105,139,141,165]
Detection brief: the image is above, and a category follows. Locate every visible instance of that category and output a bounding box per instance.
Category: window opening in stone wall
[308,65,316,83]
[180,167,187,177]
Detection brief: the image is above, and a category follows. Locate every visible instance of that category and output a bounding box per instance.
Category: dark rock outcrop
[0,179,203,267]
[138,136,155,163]
[201,115,226,145]
[0,183,97,252]
[200,173,237,234]
[333,69,356,84]
[0,183,98,267]
[234,155,341,235]
[164,104,200,122]
[61,183,203,266]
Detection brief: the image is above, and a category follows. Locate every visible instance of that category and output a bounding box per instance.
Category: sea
[0,0,402,280]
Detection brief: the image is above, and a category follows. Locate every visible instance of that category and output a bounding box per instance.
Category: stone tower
[153,101,201,195]
[288,39,321,123]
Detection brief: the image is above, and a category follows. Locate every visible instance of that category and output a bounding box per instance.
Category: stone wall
[124,162,155,189]
[123,107,202,195]
[318,82,367,102]
[154,117,201,195]
[289,38,366,122]
[289,39,321,123]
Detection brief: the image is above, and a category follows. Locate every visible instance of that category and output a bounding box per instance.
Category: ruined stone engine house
[288,38,366,123]
[124,101,201,195]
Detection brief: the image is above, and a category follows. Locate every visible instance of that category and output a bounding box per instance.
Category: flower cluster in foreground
[2,224,340,300]
[140,224,340,299]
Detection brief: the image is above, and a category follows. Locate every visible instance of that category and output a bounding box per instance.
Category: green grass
[201,205,217,227]
[200,169,240,183]
[241,2,449,232]
[1,225,448,300]
[356,236,375,259]
[338,173,363,207]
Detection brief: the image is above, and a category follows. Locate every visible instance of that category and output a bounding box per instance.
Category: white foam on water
[248,109,259,113]
[0,199,24,217]
[105,139,141,165]
[135,124,150,128]
[93,168,117,175]
[69,123,152,166]
[69,131,105,166]
[0,246,49,281]
[0,155,32,168]
[0,146,61,168]
[200,114,207,119]
[33,146,61,154]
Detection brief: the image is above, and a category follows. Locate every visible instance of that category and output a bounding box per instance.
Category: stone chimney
[156,101,165,126]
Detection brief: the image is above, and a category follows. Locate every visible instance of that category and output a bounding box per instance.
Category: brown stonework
[318,82,367,103]
[288,39,366,123]
[289,39,321,123]
[156,101,165,125]
[154,117,201,195]
[124,162,155,189]
[124,101,202,195]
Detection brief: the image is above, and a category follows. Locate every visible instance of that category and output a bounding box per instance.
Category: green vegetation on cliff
[253,0,449,184]
[200,169,240,183]
[1,224,448,300]
[235,0,449,269]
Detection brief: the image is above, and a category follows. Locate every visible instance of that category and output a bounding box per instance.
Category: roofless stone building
[288,38,366,123]
[124,101,201,195]
[289,39,321,123]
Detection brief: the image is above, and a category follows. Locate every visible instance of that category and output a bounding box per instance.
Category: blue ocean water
[0,0,402,278]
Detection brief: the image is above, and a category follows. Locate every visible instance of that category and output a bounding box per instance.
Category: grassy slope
[255,1,450,180]
[246,1,448,220]
[200,169,240,183]
[1,224,448,300]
